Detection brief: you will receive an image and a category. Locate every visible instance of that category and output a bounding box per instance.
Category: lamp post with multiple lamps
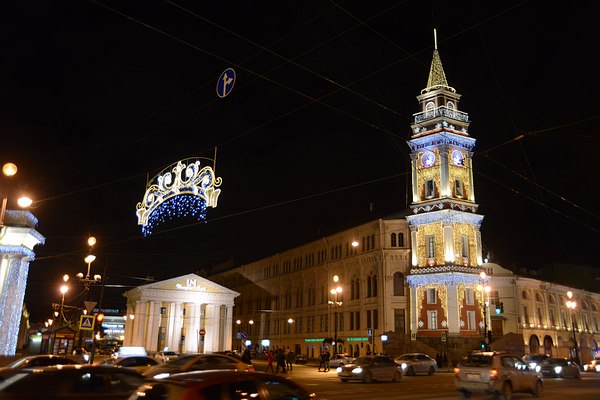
[477,272,492,351]
[0,162,33,227]
[566,291,581,369]
[328,275,343,355]
[48,277,69,354]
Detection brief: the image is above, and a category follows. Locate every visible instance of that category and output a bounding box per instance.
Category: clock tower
[406,31,487,339]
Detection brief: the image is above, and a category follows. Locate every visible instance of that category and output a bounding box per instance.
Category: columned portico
[123,273,239,354]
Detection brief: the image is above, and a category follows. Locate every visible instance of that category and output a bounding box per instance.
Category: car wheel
[532,380,543,397]
[499,382,512,400]
[393,371,402,382]
[428,366,435,375]
[363,371,373,384]
[459,390,471,398]
[407,366,415,376]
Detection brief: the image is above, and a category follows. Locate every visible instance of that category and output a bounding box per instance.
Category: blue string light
[142,194,207,236]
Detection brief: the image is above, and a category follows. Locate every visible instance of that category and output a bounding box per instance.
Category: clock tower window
[425,179,435,199]
[455,179,464,198]
[426,235,435,258]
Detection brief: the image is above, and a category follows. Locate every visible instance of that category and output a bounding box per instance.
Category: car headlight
[595,365,600,372]
[401,363,407,370]
[529,363,537,370]
[554,366,562,374]
[535,366,541,373]
[83,354,90,362]
[154,373,170,380]
[336,367,342,373]
[352,367,363,374]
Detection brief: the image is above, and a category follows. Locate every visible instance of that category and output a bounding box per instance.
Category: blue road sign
[217,68,236,98]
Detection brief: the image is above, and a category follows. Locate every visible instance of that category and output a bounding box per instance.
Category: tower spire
[422,29,455,94]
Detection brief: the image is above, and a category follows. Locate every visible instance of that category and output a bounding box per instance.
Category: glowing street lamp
[0,162,33,227]
[566,291,581,369]
[328,275,343,354]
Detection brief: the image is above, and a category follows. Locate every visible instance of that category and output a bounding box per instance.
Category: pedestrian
[318,352,325,372]
[265,350,274,373]
[436,353,442,367]
[443,352,448,368]
[276,349,287,373]
[286,350,296,371]
[242,348,252,365]
[324,351,331,372]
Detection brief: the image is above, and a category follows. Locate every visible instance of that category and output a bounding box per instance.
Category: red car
[130,370,317,400]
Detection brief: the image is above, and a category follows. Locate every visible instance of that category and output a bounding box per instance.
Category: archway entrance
[529,335,540,354]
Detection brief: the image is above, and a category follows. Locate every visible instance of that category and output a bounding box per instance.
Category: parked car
[129,370,316,399]
[0,364,145,399]
[100,355,162,373]
[394,353,437,375]
[337,355,402,383]
[0,354,80,375]
[329,354,351,368]
[155,350,179,363]
[143,353,254,380]
[583,358,600,372]
[523,354,549,371]
[295,354,308,364]
[539,357,581,378]
[454,351,543,399]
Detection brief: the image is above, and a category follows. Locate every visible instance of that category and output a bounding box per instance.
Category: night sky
[1,1,598,321]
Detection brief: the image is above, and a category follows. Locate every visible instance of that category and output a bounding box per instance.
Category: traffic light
[480,340,486,350]
[495,304,501,314]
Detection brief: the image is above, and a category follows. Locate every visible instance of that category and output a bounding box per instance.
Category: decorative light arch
[136,156,222,236]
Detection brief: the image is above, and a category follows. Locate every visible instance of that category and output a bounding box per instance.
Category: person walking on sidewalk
[323,351,331,372]
[265,350,274,373]
[318,352,325,372]
[275,349,287,374]
[286,350,295,371]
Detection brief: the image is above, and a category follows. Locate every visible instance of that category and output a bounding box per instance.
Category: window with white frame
[455,179,464,198]
[467,310,476,331]
[426,235,435,258]
[427,310,438,330]
[460,235,469,258]
[465,288,475,305]
[426,288,437,304]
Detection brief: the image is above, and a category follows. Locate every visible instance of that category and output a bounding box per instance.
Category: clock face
[421,151,435,167]
[452,150,464,166]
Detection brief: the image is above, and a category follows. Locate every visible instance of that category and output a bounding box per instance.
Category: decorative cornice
[407,269,483,287]
[407,131,475,151]
[406,209,484,226]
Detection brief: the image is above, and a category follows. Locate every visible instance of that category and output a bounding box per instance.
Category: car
[328,354,351,368]
[0,354,81,375]
[143,353,255,380]
[0,364,146,399]
[336,355,402,383]
[583,359,600,372]
[394,352,437,375]
[523,354,549,371]
[129,369,316,399]
[539,357,581,379]
[454,351,543,399]
[295,354,308,364]
[155,350,179,363]
[100,355,162,373]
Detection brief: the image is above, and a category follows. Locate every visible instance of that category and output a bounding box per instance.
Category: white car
[329,354,352,367]
[394,353,437,375]
[155,350,179,363]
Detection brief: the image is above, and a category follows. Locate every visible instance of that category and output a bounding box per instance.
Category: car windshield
[542,358,565,365]
[355,357,374,365]
[162,352,177,356]
[167,355,199,367]
[460,354,493,367]
[397,355,415,361]
[525,355,547,362]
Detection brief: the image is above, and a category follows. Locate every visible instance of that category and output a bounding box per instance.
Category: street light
[59,284,69,323]
[0,162,33,227]
[477,272,492,351]
[566,291,581,369]
[328,275,343,354]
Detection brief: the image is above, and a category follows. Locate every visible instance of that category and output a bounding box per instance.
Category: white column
[184,303,199,353]
[131,300,142,347]
[166,302,176,351]
[145,301,159,352]
[447,284,460,333]
[124,303,134,346]
[134,301,148,347]
[204,304,221,352]
[223,305,233,351]
[410,286,418,333]
[443,221,454,262]
[410,227,418,267]
[172,303,183,353]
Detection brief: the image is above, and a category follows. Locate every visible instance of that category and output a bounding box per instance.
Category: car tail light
[489,368,499,380]
[453,367,460,377]
[247,365,255,371]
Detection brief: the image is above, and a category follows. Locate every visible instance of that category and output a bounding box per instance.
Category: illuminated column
[443,221,454,262]
[145,301,159,352]
[171,303,183,353]
[184,303,199,353]
[410,286,419,333]
[134,301,147,346]
[204,304,221,352]
[166,302,176,351]
[410,226,418,267]
[440,147,449,197]
[411,155,418,202]
[447,284,460,333]
[223,305,233,351]
[475,228,483,266]
[0,211,44,356]
[467,156,475,202]
[124,303,135,345]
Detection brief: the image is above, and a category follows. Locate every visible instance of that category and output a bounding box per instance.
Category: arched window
[425,101,435,117]
[522,290,529,300]
[373,274,378,297]
[393,272,405,296]
[355,278,361,299]
[536,293,544,303]
[446,101,455,110]
[398,233,404,247]
[367,276,372,297]
[391,233,397,247]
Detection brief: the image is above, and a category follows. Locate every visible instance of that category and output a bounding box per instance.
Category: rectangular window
[355,311,361,330]
[461,235,469,258]
[427,310,438,330]
[394,309,406,334]
[549,308,556,327]
[425,179,435,198]
[339,313,344,331]
[467,310,476,331]
[465,288,474,305]
[536,307,544,325]
[523,305,530,324]
[427,288,437,304]
[426,236,435,258]
[455,179,464,198]
[373,310,378,329]
[562,310,568,329]
[366,310,371,330]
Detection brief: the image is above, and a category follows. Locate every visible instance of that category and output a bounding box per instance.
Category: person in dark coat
[323,351,331,372]
[318,352,325,372]
[286,351,295,371]
[275,349,287,373]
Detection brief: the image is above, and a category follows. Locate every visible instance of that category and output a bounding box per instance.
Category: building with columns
[122,273,239,354]
[0,210,45,355]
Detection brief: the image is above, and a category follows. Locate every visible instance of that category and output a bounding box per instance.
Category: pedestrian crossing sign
[80,315,95,331]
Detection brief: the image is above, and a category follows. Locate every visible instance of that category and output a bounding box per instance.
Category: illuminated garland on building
[136,159,222,236]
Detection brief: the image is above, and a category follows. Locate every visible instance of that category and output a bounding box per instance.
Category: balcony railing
[414,106,469,124]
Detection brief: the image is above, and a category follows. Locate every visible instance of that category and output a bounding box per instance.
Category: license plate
[466,373,480,380]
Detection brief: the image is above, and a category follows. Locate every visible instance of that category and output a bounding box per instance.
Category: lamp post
[0,162,33,227]
[566,291,581,369]
[477,272,491,351]
[46,318,54,354]
[328,275,343,354]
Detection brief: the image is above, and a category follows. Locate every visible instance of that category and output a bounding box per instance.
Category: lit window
[425,179,435,198]
[427,288,437,304]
